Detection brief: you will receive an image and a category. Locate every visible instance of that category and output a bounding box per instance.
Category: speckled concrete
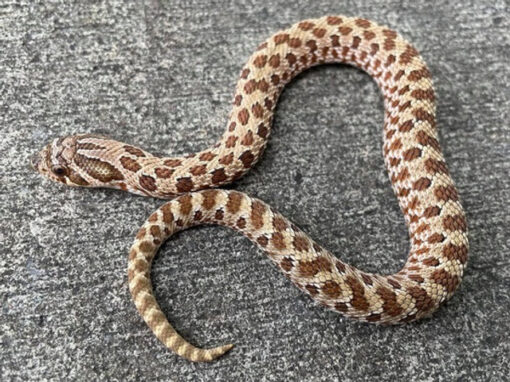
[1,1,509,381]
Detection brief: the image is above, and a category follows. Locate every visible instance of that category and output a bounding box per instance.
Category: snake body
[33,16,468,362]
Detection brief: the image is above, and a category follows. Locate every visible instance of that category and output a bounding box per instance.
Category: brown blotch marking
[226,135,238,148]
[240,68,250,79]
[286,52,297,65]
[211,168,227,184]
[418,132,441,152]
[271,232,286,250]
[229,121,236,132]
[431,269,460,293]
[215,209,224,220]
[338,26,352,35]
[155,167,174,178]
[361,273,373,286]
[253,54,267,68]
[273,216,287,231]
[239,150,255,168]
[268,54,280,68]
[363,30,376,40]
[322,280,342,298]
[327,16,342,25]
[150,225,161,238]
[161,204,174,224]
[392,167,410,183]
[190,164,207,176]
[370,43,379,56]
[376,286,403,317]
[74,154,125,183]
[241,130,254,146]
[435,185,458,202]
[385,54,396,66]
[293,235,310,252]
[244,79,257,94]
[238,108,250,125]
[226,191,243,214]
[423,257,440,267]
[280,257,294,272]
[335,302,348,312]
[399,44,419,64]
[274,33,289,44]
[413,177,432,191]
[413,108,436,128]
[351,36,361,49]
[384,38,396,51]
[403,147,422,161]
[387,278,401,289]
[199,152,216,162]
[250,200,266,229]
[178,194,193,215]
[305,284,319,296]
[257,236,268,247]
[345,276,369,311]
[176,177,193,193]
[163,159,182,167]
[443,244,468,263]
[123,145,146,157]
[336,260,346,274]
[139,175,157,192]
[288,37,302,48]
[219,153,234,165]
[355,18,371,28]
[236,217,246,229]
[425,158,449,175]
[408,68,431,82]
[258,79,269,92]
[331,35,340,47]
[409,274,425,283]
[270,74,280,86]
[394,70,405,82]
[68,171,89,186]
[264,97,273,110]
[407,285,436,312]
[138,240,154,254]
[201,189,218,210]
[389,158,400,167]
[399,120,414,132]
[313,28,326,38]
[234,94,242,106]
[428,232,445,244]
[443,215,467,232]
[388,138,403,152]
[257,123,268,139]
[366,314,382,322]
[412,88,435,101]
[298,21,315,30]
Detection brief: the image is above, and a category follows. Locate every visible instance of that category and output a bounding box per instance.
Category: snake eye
[52,166,67,177]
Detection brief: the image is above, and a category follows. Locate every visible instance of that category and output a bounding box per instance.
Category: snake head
[31,134,126,188]
[31,136,90,187]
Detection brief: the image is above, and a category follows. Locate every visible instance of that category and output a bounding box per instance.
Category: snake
[32,15,468,362]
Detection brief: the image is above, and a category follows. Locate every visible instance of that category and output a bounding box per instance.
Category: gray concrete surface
[1,1,509,381]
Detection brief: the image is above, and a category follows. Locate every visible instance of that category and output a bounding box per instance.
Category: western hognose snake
[33,15,468,362]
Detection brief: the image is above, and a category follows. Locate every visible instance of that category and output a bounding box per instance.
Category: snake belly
[124,16,468,362]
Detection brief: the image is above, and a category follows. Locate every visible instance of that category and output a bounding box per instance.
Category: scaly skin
[33,16,468,362]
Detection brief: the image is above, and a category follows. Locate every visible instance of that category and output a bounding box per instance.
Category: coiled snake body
[33,16,468,362]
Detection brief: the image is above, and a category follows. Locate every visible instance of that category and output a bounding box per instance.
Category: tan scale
[32,15,468,362]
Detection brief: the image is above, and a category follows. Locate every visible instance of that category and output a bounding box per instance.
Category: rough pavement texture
[1,1,508,381]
